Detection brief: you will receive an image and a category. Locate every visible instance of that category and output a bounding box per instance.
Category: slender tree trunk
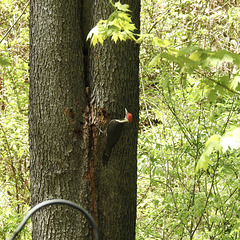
[29,0,140,239]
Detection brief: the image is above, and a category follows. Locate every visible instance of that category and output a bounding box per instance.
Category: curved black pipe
[9,199,99,240]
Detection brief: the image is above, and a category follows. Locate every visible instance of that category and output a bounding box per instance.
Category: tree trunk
[29,0,140,239]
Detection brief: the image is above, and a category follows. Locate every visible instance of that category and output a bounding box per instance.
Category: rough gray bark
[29,0,140,239]
[29,0,90,239]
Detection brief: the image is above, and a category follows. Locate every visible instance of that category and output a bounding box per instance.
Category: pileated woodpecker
[102,108,133,165]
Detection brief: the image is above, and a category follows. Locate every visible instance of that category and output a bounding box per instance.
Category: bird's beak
[124,108,129,121]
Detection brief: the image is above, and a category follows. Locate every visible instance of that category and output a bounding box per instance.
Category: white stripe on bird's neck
[115,118,129,123]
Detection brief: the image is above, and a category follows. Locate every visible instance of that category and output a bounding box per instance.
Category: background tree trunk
[29,0,140,239]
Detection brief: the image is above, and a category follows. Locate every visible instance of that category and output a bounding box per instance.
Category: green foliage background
[2,0,240,239]
[137,0,240,239]
[0,0,30,239]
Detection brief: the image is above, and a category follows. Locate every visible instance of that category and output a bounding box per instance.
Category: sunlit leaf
[149,54,161,66]
[196,152,211,171]
[115,1,131,12]
[205,134,221,152]
[230,76,240,90]
[178,46,201,56]
[221,127,240,152]
[153,38,171,47]
[118,11,132,22]
[197,135,221,171]
[111,32,120,43]
[204,49,240,67]
[87,2,136,46]
[189,51,202,61]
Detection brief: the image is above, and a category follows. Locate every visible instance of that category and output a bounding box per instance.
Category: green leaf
[196,135,221,171]
[204,49,240,67]
[86,26,100,46]
[160,52,178,62]
[117,11,132,22]
[230,76,240,90]
[219,75,230,85]
[196,152,210,171]
[111,32,120,43]
[215,85,226,95]
[178,46,201,56]
[0,55,11,66]
[114,1,131,12]
[86,3,136,46]
[208,89,217,102]
[153,38,171,47]
[189,51,202,61]
[149,54,161,66]
[197,127,240,171]
[205,134,221,153]
[221,127,240,152]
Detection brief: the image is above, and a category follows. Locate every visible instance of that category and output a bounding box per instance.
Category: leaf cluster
[87,1,137,46]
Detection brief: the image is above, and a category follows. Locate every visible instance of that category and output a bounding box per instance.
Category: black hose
[9,199,99,240]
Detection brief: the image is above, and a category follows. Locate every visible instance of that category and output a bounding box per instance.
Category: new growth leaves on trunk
[87,1,137,45]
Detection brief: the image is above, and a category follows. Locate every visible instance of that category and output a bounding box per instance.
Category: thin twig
[194,70,240,96]
[192,152,220,236]
[141,79,160,142]
[222,96,235,134]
